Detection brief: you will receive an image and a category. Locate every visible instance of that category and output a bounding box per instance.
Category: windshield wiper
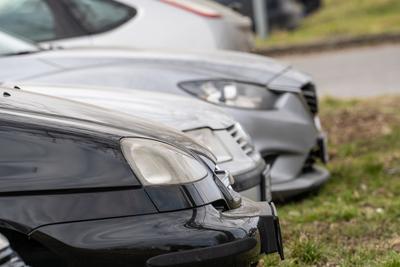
[1,50,40,57]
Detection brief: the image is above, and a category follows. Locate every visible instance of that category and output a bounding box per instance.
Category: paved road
[279,44,400,98]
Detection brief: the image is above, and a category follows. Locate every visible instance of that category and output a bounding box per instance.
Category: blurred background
[247,0,400,266]
[1,0,400,266]
[254,0,400,99]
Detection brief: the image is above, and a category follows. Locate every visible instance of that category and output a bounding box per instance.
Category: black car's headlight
[179,80,277,110]
[121,138,208,185]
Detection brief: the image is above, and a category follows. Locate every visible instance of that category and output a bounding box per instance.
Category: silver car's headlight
[185,128,232,163]
[179,80,277,109]
[121,138,208,185]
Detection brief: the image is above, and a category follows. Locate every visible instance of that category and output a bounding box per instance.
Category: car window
[0,0,57,42]
[65,0,136,34]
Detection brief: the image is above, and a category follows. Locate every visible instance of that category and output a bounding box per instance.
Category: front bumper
[271,165,330,200]
[147,200,283,267]
[234,162,330,202]
[32,200,283,267]
[270,132,330,200]
[232,158,269,201]
[146,237,257,267]
[225,92,330,201]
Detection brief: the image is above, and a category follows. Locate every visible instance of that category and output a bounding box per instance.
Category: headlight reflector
[121,138,208,185]
[186,128,232,163]
[179,80,276,109]
[0,234,9,251]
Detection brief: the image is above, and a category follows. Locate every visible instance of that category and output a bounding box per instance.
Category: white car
[0,0,254,51]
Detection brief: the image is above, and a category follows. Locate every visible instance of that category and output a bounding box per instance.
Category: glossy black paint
[146,176,225,212]
[0,121,228,232]
[0,88,283,266]
[31,204,262,267]
[0,123,139,193]
[0,189,156,233]
[258,203,284,259]
[0,88,216,162]
[146,237,258,267]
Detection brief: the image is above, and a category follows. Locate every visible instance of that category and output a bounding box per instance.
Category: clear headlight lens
[179,80,276,109]
[186,128,232,163]
[121,138,208,185]
[0,233,9,251]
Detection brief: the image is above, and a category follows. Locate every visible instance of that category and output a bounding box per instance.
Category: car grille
[303,141,325,172]
[227,124,255,156]
[301,83,318,115]
[303,152,316,172]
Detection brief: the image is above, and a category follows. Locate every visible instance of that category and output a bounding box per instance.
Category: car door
[0,0,92,47]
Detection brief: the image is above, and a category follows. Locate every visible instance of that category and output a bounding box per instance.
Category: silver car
[0,31,329,200]
[0,0,254,51]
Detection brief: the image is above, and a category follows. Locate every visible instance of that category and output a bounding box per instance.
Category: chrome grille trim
[227,124,255,156]
[301,83,318,114]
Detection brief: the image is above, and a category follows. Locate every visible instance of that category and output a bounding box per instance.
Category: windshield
[0,30,39,56]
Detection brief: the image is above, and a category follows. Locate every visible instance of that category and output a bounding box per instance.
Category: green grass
[263,96,400,266]
[256,0,400,48]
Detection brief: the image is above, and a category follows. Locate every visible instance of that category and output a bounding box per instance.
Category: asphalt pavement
[279,44,400,98]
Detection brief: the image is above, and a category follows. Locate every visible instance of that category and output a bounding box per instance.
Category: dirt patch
[321,97,400,146]
[266,96,400,266]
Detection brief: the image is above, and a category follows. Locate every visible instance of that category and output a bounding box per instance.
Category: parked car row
[0,87,283,266]
[0,30,329,201]
[0,0,328,266]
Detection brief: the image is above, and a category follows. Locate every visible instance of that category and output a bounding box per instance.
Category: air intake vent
[301,83,318,115]
[227,124,255,156]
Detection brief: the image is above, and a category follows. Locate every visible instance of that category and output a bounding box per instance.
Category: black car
[297,0,322,15]
[215,0,304,30]
[0,87,283,267]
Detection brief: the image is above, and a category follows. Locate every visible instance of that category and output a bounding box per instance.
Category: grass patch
[291,238,326,265]
[264,96,400,266]
[256,0,400,48]
[382,252,400,267]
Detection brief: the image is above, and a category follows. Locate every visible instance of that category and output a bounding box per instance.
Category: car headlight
[185,128,232,163]
[179,80,277,109]
[121,138,208,185]
[0,234,9,251]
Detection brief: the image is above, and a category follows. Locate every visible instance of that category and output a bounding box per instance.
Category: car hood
[13,84,235,131]
[0,87,216,161]
[0,48,307,86]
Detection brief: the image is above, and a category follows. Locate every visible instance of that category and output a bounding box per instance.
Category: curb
[254,32,400,57]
